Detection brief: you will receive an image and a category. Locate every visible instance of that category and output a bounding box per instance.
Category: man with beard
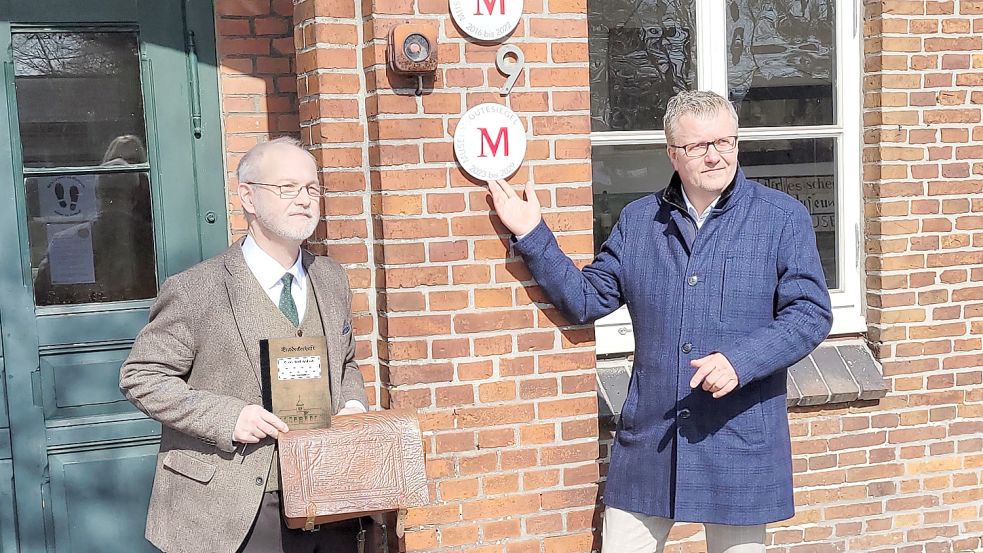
[488,90,831,552]
[120,137,369,553]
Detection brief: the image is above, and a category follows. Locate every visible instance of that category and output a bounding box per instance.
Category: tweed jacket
[119,241,368,553]
[513,168,832,525]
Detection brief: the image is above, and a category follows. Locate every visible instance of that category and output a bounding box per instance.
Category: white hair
[663,90,739,144]
[236,136,316,184]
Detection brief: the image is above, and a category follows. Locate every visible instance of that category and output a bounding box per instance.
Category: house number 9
[496,44,524,96]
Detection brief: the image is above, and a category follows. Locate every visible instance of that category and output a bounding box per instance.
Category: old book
[259,336,331,430]
[278,410,430,530]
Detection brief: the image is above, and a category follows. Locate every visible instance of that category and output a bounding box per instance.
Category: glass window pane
[593,140,838,290]
[589,0,697,132]
[27,171,157,306]
[592,143,673,252]
[12,32,148,168]
[738,137,837,289]
[727,1,835,127]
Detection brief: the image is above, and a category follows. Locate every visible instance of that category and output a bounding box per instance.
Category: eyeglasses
[670,136,738,158]
[247,181,326,199]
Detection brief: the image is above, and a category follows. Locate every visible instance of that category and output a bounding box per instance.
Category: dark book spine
[259,339,273,412]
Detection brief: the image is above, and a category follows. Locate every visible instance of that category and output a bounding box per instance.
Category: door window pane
[727,0,835,127]
[12,32,147,168]
[27,170,157,306]
[592,144,673,252]
[589,0,697,132]
[738,137,837,288]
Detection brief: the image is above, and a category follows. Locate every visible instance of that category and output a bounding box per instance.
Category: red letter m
[475,0,506,15]
[478,127,509,158]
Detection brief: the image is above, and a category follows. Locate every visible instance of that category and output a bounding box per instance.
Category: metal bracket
[304,502,317,532]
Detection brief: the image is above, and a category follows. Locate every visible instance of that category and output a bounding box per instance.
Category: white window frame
[591,0,864,355]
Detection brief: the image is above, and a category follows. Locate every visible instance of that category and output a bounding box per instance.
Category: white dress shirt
[240,235,366,413]
[241,234,308,322]
[681,188,721,230]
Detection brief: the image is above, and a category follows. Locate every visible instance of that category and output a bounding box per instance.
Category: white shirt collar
[241,235,306,292]
[680,187,721,228]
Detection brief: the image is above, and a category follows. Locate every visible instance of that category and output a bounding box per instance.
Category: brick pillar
[289,0,604,550]
[293,0,380,406]
[292,0,604,547]
[859,1,982,551]
[216,0,300,235]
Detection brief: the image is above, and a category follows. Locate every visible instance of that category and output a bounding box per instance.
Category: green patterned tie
[278,273,299,327]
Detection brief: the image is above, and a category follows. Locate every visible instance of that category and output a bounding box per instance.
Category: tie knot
[281,272,294,288]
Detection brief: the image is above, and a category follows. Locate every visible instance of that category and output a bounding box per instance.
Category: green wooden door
[0,1,226,551]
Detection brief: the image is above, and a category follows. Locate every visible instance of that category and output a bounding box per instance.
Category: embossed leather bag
[277,410,429,530]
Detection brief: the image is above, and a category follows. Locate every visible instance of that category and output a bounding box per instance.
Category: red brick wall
[366,1,601,551]
[291,0,380,411]
[215,0,380,407]
[849,1,982,551]
[293,0,601,550]
[215,0,299,235]
[215,0,983,550]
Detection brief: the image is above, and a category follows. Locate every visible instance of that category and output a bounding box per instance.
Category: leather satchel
[277,410,430,530]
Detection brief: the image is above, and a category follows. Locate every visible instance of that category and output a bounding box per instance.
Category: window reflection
[13,32,147,168]
[727,0,835,127]
[589,0,697,131]
[739,138,837,288]
[29,136,157,306]
[592,144,673,252]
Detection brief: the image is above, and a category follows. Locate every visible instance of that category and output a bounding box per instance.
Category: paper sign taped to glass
[277,410,430,530]
[260,337,332,430]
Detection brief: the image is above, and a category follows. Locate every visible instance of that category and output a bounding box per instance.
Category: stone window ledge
[596,339,887,425]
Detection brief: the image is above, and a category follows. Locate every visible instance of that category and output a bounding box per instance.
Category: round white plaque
[454,103,527,181]
[449,0,522,41]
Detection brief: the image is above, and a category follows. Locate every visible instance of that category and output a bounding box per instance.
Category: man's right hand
[233,405,289,443]
[487,179,542,237]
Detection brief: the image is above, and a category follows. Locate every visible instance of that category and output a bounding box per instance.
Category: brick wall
[849,1,982,551]
[293,0,602,550]
[214,0,982,550]
[292,0,381,412]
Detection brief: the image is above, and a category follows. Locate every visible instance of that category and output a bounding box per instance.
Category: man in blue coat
[488,90,832,552]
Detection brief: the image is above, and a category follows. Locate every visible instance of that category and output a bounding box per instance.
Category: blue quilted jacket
[513,168,832,524]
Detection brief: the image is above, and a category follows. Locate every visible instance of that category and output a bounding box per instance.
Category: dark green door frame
[0,1,226,550]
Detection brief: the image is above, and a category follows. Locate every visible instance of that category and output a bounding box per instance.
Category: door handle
[186,30,203,138]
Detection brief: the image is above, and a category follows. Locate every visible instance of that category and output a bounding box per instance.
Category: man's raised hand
[487,179,542,237]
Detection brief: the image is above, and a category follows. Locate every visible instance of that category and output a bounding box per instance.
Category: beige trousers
[601,506,767,553]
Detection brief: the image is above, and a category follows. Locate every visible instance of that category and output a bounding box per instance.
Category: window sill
[595,338,887,426]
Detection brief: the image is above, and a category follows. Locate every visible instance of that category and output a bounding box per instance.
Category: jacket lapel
[224,240,267,390]
[304,251,343,333]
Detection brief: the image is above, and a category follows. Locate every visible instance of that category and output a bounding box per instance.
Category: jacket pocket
[618,370,639,433]
[162,450,216,484]
[719,254,777,324]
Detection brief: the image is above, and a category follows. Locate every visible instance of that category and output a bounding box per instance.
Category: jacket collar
[661,166,747,215]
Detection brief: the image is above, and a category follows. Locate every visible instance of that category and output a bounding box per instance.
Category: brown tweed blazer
[119,241,368,553]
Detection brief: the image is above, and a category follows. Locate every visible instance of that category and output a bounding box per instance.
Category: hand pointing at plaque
[488,179,541,237]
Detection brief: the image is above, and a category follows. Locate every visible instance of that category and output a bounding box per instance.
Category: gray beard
[255,208,319,242]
